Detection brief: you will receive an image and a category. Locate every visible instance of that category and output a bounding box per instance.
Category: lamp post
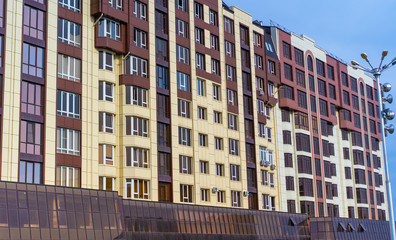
[351,51,396,240]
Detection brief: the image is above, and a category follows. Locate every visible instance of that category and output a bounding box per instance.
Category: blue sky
[224,0,396,217]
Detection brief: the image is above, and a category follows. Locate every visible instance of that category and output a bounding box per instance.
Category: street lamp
[352,51,396,239]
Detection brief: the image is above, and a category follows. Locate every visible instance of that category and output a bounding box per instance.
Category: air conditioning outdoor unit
[260,160,265,166]
[259,89,264,96]
[243,191,249,197]
[264,161,270,167]
[270,164,276,170]
[212,187,219,193]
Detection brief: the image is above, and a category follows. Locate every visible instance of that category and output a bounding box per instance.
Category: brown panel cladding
[58,6,82,24]
[57,78,82,95]
[95,24,127,53]
[58,42,82,59]
[90,0,128,23]
[227,105,238,115]
[56,153,81,168]
[57,116,82,131]
[177,89,192,101]
[119,74,150,89]
[177,62,191,75]
[266,56,281,85]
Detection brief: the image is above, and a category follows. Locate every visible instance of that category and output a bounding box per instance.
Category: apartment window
[22,43,44,77]
[125,85,147,107]
[295,48,304,66]
[176,0,187,11]
[157,123,170,147]
[98,17,120,40]
[227,89,237,106]
[216,164,224,176]
[316,59,325,77]
[319,99,328,116]
[19,161,42,184]
[224,17,234,34]
[268,60,276,75]
[283,130,291,144]
[350,77,358,92]
[217,191,225,203]
[125,55,148,77]
[178,127,191,146]
[211,58,220,75]
[200,161,208,174]
[282,42,291,59]
[243,73,252,92]
[177,72,190,92]
[209,10,218,25]
[156,65,168,89]
[156,94,169,119]
[56,128,80,155]
[287,200,296,213]
[197,79,206,96]
[97,144,114,165]
[263,195,275,211]
[297,90,307,109]
[256,77,264,92]
[299,178,314,197]
[99,51,114,71]
[343,148,350,159]
[212,84,221,100]
[158,152,171,176]
[297,155,312,174]
[180,184,193,203]
[99,176,115,191]
[59,0,80,12]
[56,166,80,187]
[286,176,294,191]
[241,49,250,68]
[58,18,81,46]
[126,116,148,137]
[317,79,326,97]
[155,10,167,34]
[126,179,149,199]
[176,44,189,64]
[178,99,190,118]
[134,28,147,48]
[214,137,223,150]
[21,81,43,116]
[20,121,43,155]
[227,113,237,130]
[284,153,293,167]
[229,139,239,156]
[156,37,168,61]
[267,128,272,142]
[24,5,44,40]
[230,164,240,181]
[261,170,268,185]
[196,52,205,70]
[225,41,234,57]
[99,112,114,133]
[214,111,222,124]
[296,133,311,152]
[240,26,249,45]
[176,18,188,38]
[329,84,336,99]
[226,64,236,81]
[109,0,122,9]
[296,69,305,87]
[253,32,262,47]
[198,133,208,147]
[57,90,80,118]
[210,34,219,50]
[126,147,148,168]
[133,0,147,20]
[254,54,263,69]
[284,63,292,81]
[58,54,81,81]
[195,27,204,44]
[231,191,241,207]
[201,189,209,202]
[178,155,192,174]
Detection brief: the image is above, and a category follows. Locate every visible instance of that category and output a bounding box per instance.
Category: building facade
[0,0,387,221]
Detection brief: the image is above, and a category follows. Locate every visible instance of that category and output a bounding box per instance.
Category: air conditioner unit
[260,160,265,166]
[270,164,276,170]
[259,89,264,96]
[243,191,249,197]
[212,187,219,193]
[264,161,270,167]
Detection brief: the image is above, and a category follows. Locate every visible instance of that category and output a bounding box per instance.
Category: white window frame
[133,0,147,20]
[197,107,206,120]
[176,45,189,64]
[179,127,190,146]
[126,55,148,77]
[196,53,204,70]
[258,123,266,138]
[213,84,220,100]
[180,155,191,174]
[195,28,203,44]
[128,147,149,168]
[177,72,190,92]
[129,116,148,137]
[126,178,149,199]
[210,35,218,50]
[257,99,265,116]
[225,41,233,57]
[100,176,115,191]
[268,151,273,165]
[261,170,268,185]
[255,54,263,69]
[201,188,209,202]
[209,10,216,25]
[216,164,224,176]
[100,144,114,165]
[268,82,274,97]
[59,0,81,12]
[227,89,235,105]
[214,111,222,124]
[267,127,272,142]
[228,113,237,130]
[98,17,121,40]
[229,139,238,155]
[231,191,240,207]
[265,106,271,119]
[198,133,207,146]
[99,51,114,71]
[269,173,275,188]
[259,146,267,162]
[100,112,114,133]
[177,0,186,11]
[134,28,147,48]
[230,164,239,180]
[226,64,235,81]
[262,194,270,210]
[59,166,79,187]
[215,137,222,150]
[57,128,80,155]
[197,79,205,96]
[176,19,186,37]
[211,58,219,75]
[199,161,208,174]
[58,54,81,81]
[109,0,122,10]
[99,81,114,102]
[180,184,192,202]
[58,18,81,46]
[217,191,225,203]
[57,90,80,119]
[127,86,148,107]
[178,99,189,118]
[268,60,275,75]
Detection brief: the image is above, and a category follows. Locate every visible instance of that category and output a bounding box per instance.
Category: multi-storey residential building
[0,0,387,222]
